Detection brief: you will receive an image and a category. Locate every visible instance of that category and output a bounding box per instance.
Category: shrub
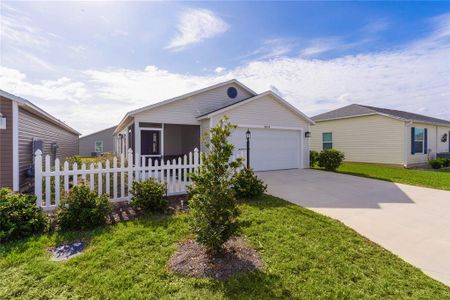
[440,158,450,168]
[188,117,242,253]
[67,155,82,167]
[232,167,267,199]
[57,185,112,230]
[318,149,345,171]
[0,188,46,242]
[130,178,167,212]
[429,159,442,169]
[310,150,319,167]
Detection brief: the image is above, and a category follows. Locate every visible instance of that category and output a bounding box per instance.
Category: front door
[141,130,161,156]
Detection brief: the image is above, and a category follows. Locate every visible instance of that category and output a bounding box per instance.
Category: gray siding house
[0,90,80,192]
[79,126,116,157]
[113,79,314,171]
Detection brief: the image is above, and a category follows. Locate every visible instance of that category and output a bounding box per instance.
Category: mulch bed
[168,237,263,280]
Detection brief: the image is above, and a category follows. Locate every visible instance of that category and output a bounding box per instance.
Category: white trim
[134,122,140,167]
[12,101,19,191]
[94,140,104,153]
[314,110,450,127]
[0,89,80,135]
[404,121,412,167]
[236,123,304,131]
[299,129,304,169]
[322,132,333,150]
[113,79,257,134]
[197,91,315,125]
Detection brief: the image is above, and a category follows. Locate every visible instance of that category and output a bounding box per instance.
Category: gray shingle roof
[312,104,450,126]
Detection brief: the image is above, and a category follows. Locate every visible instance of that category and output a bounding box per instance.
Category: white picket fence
[34,148,201,211]
[34,148,245,210]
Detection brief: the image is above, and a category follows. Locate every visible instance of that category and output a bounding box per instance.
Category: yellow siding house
[311,104,450,167]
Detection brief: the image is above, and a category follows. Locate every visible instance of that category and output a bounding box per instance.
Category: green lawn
[316,163,450,191]
[1,195,449,299]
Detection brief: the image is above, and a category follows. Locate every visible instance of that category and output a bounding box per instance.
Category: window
[414,128,424,154]
[322,132,332,150]
[95,140,104,153]
[227,87,238,99]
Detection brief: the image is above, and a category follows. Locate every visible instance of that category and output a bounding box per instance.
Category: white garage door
[229,127,302,171]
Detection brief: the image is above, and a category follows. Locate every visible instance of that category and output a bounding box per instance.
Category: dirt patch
[168,237,263,280]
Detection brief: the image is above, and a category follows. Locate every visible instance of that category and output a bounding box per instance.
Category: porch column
[134,122,140,167]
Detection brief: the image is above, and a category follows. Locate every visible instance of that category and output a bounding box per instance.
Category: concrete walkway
[257,169,450,286]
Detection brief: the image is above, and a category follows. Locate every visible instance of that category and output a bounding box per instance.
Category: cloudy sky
[1,2,449,135]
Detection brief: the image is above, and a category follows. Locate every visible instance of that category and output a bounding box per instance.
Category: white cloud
[166,8,229,50]
[1,13,449,135]
[215,67,226,74]
[242,39,295,61]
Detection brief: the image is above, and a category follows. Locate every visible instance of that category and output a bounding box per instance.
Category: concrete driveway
[257,169,450,286]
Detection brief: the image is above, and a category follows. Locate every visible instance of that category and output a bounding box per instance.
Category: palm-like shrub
[188,117,242,253]
[0,188,47,242]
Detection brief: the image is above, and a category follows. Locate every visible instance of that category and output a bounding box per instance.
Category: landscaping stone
[168,237,263,280]
[50,242,85,261]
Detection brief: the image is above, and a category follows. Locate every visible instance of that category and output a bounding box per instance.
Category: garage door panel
[229,127,301,171]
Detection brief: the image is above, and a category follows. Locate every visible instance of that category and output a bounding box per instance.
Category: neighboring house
[0,90,80,192]
[79,126,116,156]
[311,104,450,167]
[113,79,314,171]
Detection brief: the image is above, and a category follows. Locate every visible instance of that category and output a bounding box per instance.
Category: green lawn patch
[315,163,450,190]
[1,195,449,299]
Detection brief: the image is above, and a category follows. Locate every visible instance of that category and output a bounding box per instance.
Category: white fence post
[34,150,42,208]
[127,149,133,200]
[45,155,51,208]
[55,158,60,206]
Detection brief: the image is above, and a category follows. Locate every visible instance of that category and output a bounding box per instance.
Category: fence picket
[64,161,69,192]
[105,160,110,196]
[45,155,51,208]
[97,162,103,196]
[89,163,95,191]
[113,157,118,200]
[81,163,86,183]
[127,149,133,200]
[120,154,125,199]
[55,159,60,206]
[72,162,78,187]
[34,150,42,208]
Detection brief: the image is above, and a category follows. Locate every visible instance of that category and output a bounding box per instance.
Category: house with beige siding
[113,79,314,171]
[311,104,450,167]
[0,90,80,192]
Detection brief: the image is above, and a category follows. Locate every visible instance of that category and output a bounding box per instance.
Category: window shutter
[411,127,415,155]
[424,128,428,154]
[448,131,450,152]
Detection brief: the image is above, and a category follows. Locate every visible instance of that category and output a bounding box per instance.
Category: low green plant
[429,159,442,169]
[67,155,83,167]
[439,157,450,168]
[318,149,345,171]
[0,188,47,242]
[310,150,319,167]
[130,178,167,212]
[232,167,267,199]
[57,185,112,230]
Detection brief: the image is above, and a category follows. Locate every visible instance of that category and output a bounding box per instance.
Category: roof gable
[114,79,257,133]
[0,89,80,135]
[313,104,450,126]
[197,91,315,125]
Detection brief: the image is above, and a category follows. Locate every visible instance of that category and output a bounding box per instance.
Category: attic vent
[227,87,238,99]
